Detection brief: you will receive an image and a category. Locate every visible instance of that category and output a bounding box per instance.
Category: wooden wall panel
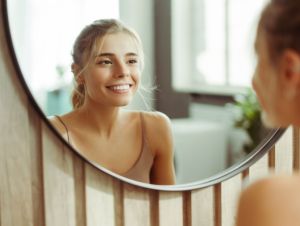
[293,127,300,171]
[220,174,243,226]
[28,107,45,226]
[0,3,35,224]
[274,127,294,173]
[159,192,184,226]
[42,123,77,226]
[85,164,116,226]
[0,66,34,226]
[73,154,86,226]
[248,154,270,184]
[191,187,214,226]
[123,184,152,226]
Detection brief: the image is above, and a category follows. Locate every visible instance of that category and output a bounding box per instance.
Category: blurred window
[171,0,268,95]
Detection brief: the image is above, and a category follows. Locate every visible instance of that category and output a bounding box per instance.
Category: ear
[281,49,300,85]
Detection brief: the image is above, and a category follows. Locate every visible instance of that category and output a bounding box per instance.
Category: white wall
[120,0,155,111]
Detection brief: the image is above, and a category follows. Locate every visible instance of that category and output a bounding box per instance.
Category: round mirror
[4,0,284,190]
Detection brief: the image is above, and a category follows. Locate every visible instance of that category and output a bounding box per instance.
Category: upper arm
[144,111,176,185]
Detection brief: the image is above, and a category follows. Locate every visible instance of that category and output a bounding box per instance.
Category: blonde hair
[71,19,145,109]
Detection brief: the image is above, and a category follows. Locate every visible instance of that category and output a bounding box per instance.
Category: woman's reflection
[49,19,175,185]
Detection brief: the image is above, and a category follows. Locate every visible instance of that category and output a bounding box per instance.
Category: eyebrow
[96,52,138,57]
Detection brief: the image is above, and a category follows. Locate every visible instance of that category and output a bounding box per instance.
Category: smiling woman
[49,19,176,185]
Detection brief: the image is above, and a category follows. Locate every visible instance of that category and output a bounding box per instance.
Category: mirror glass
[7,0,275,186]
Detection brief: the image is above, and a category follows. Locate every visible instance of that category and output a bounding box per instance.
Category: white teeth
[109,84,130,90]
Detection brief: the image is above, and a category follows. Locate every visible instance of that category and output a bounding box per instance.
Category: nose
[115,61,130,78]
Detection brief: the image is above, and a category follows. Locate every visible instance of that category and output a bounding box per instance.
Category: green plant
[230,89,265,153]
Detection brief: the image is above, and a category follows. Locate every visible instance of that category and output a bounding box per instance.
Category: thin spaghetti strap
[139,112,146,143]
[54,115,70,143]
[139,112,154,158]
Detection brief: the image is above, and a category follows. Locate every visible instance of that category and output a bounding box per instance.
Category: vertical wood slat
[159,192,184,226]
[191,187,214,226]
[42,123,76,226]
[214,184,222,226]
[123,183,151,226]
[73,154,86,226]
[274,127,294,173]
[28,107,45,226]
[114,180,124,226]
[150,190,159,226]
[248,154,269,184]
[183,191,191,226]
[0,1,35,224]
[220,174,243,226]
[293,127,300,171]
[268,146,276,168]
[85,164,116,226]
[0,69,34,226]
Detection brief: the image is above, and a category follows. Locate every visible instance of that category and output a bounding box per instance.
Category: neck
[77,101,122,137]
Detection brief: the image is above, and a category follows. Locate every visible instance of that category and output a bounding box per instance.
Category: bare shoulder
[236,174,300,226]
[142,111,171,125]
[141,111,172,132]
[141,111,173,153]
[241,174,300,199]
[47,114,71,137]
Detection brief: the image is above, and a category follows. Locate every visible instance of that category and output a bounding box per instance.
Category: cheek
[252,67,264,99]
[253,61,272,92]
[132,70,141,84]
[252,65,271,111]
[85,72,107,93]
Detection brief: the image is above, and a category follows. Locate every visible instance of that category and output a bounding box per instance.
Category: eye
[127,59,138,64]
[97,60,112,65]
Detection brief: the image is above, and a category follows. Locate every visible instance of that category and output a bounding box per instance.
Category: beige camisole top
[55,113,154,183]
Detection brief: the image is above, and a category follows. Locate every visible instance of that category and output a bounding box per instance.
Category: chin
[261,111,288,128]
[114,98,132,107]
[118,102,130,107]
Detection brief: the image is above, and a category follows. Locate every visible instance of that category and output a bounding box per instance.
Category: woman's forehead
[96,32,140,55]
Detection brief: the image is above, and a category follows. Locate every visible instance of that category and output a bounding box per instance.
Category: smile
[106,84,132,93]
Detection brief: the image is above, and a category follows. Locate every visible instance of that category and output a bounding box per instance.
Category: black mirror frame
[2,0,286,191]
